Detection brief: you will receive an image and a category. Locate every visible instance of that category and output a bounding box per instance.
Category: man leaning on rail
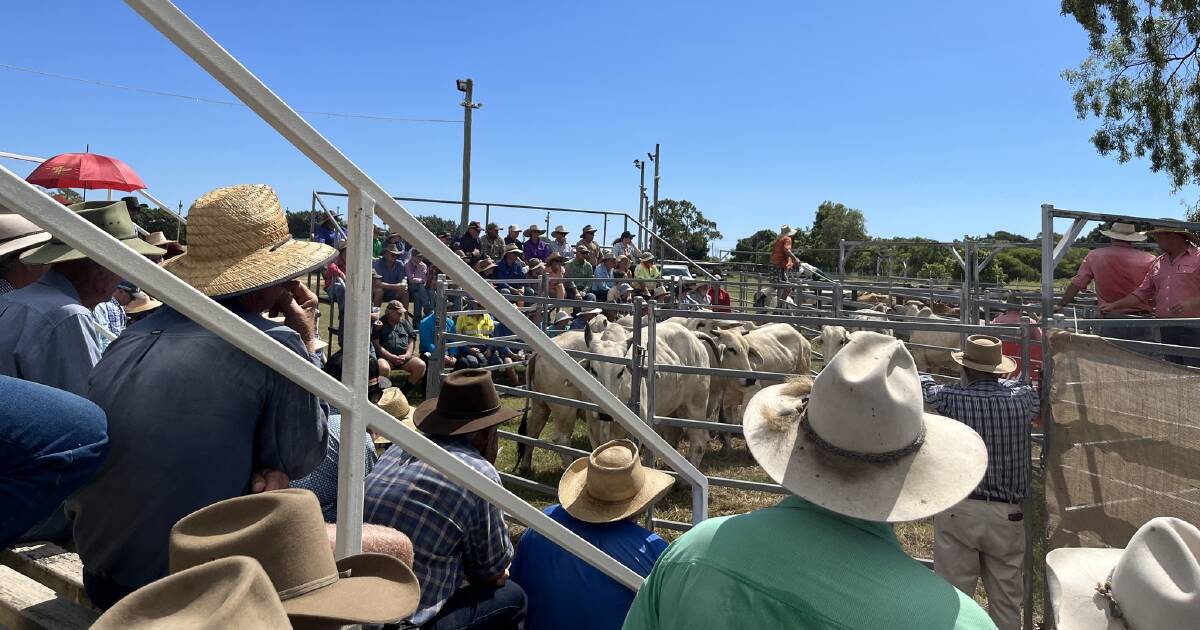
[68,184,333,610]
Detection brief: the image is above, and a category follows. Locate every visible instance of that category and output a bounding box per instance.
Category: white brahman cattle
[906,306,962,375]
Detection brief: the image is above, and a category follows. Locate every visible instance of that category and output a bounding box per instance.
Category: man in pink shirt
[1104,227,1200,366]
[1060,222,1156,342]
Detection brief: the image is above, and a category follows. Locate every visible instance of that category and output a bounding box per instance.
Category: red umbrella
[26,152,146,192]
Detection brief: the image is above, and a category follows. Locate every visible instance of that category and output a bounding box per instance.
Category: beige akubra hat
[0,213,50,257]
[952,334,1017,374]
[559,440,674,523]
[378,386,414,429]
[93,556,291,630]
[523,223,545,237]
[551,225,570,236]
[1099,222,1147,242]
[143,231,178,247]
[743,331,987,522]
[163,185,336,297]
[1046,517,1200,630]
[123,292,163,315]
[170,489,420,625]
[780,224,793,236]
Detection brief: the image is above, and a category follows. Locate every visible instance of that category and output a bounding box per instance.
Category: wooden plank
[0,544,91,609]
[0,566,97,630]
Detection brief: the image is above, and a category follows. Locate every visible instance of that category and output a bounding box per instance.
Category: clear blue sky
[1,1,1194,252]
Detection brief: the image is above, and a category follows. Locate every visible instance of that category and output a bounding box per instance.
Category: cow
[847,303,894,336]
[818,325,852,363]
[907,306,962,375]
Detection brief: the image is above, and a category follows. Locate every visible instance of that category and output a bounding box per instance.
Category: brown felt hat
[559,440,674,523]
[412,369,519,435]
[93,556,291,630]
[951,334,1017,374]
[169,489,420,625]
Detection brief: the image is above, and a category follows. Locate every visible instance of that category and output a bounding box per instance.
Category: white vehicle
[660,264,694,281]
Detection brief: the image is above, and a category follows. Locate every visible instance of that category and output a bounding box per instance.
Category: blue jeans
[0,375,109,547]
[410,284,432,323]
[422,581,526,630]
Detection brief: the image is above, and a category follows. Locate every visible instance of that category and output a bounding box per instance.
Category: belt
[967,492,1021,504]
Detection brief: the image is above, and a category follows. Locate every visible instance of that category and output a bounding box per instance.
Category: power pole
[456,78,482,232]
[648,144,660,257]
[634,159,647,250]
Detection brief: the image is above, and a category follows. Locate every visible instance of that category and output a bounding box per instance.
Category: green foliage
[416,214,459,238]
[285,210,318,239]
[51,188,82,203]
[1057,247,1091,278]
[731,229,780,263]
[1062,0,1200,202]
[918,261,954,280]
[652,199,723,260]
[808,200,869,271]
[137,207,184,242]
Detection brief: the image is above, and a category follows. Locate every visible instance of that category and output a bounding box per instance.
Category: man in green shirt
[563,245,595,300]
[624,332,997,630]
[372,300,425,390]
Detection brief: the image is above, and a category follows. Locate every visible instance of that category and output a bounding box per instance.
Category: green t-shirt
[372,238,383,258]
[563,259,594,291]
[623,497,997,630]
[374,317,415,356]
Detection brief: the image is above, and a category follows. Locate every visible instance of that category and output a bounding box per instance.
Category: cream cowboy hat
[1098,222,1146,242]
[164,185,336,297]
[143,231,178,247]
[559,440,674,523]
[780,224,793,235]
[0,213,50,257]
[21,201,165,264]
[552,309,572,324]
[1046,517,1200,630]
[951,334,1017,374]
[93,556,291,630]
[638,251,655,262]
[743,331,987,522]
[523,224,545,237]
[170,489,420,626]
[123,292,163,315]
[551,225,570,236]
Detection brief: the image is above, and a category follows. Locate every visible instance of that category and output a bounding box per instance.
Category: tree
[731,229,779,263]
[1062,1,1200,212]
[416,214,459,239]
[808,201,868,272]
[138,207,185,242]
[651,199,722,260]
[285,210,318,239]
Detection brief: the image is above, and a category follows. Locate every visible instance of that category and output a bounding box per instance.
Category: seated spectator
[482,223,506,260]
[683,281,712,307]
[545,253,567,299]
[0,213,51,295]
[708,275,732,312]
[325,240,348,334]
[439,232,454,249]
[594,250,616,295]
[611,230,640,261]
[523,224,550,262]
[419,310,458,372]
[564,246,596,300]
[624,333,994,629]
[475,257,497,279]
[373,242,409,307]
[504,224,523,248]
[608,280,633,303]
[633,251,662,294]
[495,245,532,295]
[373,300,426,391]
[571,305,603,331]
[650,284,673,307]
[615,254,631,276]
[549,309,572,334]
[406,249,431,322]
[456,298,498,371]
[525,258,545,293]
[364,371,527,629]
[455,220,484,266]
[491,313,524,386]
[313,215,341,246]
[511,440,671,630]
[548,225,576,263]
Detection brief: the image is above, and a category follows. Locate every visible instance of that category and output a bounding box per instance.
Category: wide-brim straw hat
[951,334,1017,374]
[382,243,403,255]
[378,386,412,424]
[93,556,291,630]
[0,213,50,257]
[1099,222,1146,242]
[523,224,545,237]
[164,185,336,297]
[743,332,987,522]
[559,440,674,523]
[551,225,569,236]
[22,201,165,264]
[503,243,522,255]
[170,489,420,625]
[144,230,178,247]
[1046,517,1200,630]
[413,369,519,435]
[124,293,163,315]
[638,251,656,262]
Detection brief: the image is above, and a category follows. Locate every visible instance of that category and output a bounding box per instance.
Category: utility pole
[456,78,482,232]
[648,144,660,257]
[634,159,646,250]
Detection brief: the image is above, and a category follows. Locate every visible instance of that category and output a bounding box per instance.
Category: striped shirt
[363,436,512,625]
[920,376,1038,502]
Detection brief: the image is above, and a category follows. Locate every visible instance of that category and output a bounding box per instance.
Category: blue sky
[1,1,1194,252]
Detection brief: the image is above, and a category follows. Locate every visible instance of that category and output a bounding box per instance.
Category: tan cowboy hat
[170,489,420,625]
[743,332,987,522]
[780,224,794,235]
[143,231,178,247]
[951,334,1017,374]
[22,201,165,264]
[578,307,603,316]
[1046,517,1200,630]
[503,243,521,255]
[559,440,674,523]
[164,185,336,297]
[378,386,413,429]
[0,213,50,257]
[1098,222,1146,242]
[652,285,670,298]
[382,242,403,256]
[551,225,570,236]
[385,299,406,313]
[523,223,545,237]
[580,224,597,233]
[1143,225,1200,242]
[124,292,163,315]
[617,254,630,264]
[546,252,564,265]
[93,556,291,630]
[412,369,519,435]
[475,257,497,273]
[638,251,656,262]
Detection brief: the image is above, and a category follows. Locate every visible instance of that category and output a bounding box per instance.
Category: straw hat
[743,332,987,522]
[1143,225,1199,242]
[1099,222,1146,242]
[780,224,794,236]
[638,251,656,263]
[378,386,413,429]
[170,489,420,625]
[951,334,1017,374]
[1046,517,1200,630]
[559,440,674,523]
[124,292,163,315]
[551,225,569,236]
[93,556,291,630]
[0,213,50,257]
[22,201,165,264]
[163,185,335,297]
[382,242,403,256]
[523,224,545,237]
[412,369,519,435]
[143,231,178,247]
[617,254,630,264]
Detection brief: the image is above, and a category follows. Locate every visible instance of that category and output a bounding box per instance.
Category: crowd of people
[0,189,1196,630]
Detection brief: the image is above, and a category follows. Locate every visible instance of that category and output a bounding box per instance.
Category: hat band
[1094,570,1133,629]
[800,412,926,463]
[276,570,340,601]
[435,402,502,420]
[0,230,44,246]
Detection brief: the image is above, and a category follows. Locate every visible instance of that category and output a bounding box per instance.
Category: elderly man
[373,241,409,307]
[511,440,670,630]
[922,335,1038,630]
[0,213,50,295]
[374,300,426,390]
[625,332,995,629]
[481,222,506,260]
[1103,226,1200,365]
[69,184,331,609]
[547,225,575,263]
[575,224,601,266]
[1060,222,1156,340]
[0,201,164,394]
[593,249,616,295]
[365,370,527,629]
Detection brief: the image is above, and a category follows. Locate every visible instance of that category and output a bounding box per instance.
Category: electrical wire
[0,63,463,124]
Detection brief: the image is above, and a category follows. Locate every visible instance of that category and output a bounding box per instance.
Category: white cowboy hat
[1046,517,1200,630]
[1098,222,1147,242]
[780,224,794,235]
[552,310,572,324]
[124,292,163,315]
[551,225,570,236]
[559,440,674,523]
[951,334,1017,374]
[0,213,50,257]
[743,331,987,522]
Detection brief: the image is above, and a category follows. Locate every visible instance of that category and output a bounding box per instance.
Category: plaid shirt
[921,376,1038,502]
[0,278,14,296]
[363,436,512,625]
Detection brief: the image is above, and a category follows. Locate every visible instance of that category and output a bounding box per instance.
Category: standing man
[373,242,409,308]
[312,215,340,246]
[922,334,1038,630]
[481,222,506,261]
[69,184,331,609]
[1060,222,1156,339]
[547,225,575,263]
[576,224,601,266]
[0,213,50,295]
[1102,226,1200,365]
[522,224,550,262]
[373,300,427,392]
[455,220,484,266]
[771,225,800,301]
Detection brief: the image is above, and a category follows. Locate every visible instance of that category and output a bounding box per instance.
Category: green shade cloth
[21,201,164,264]
[622,497,996,630]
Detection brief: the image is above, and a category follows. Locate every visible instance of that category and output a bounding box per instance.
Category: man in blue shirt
[510,440,672,630]
[313,216,341,246]
[493,245,531,295]
[373,243,408,306]
[593,250,617,295]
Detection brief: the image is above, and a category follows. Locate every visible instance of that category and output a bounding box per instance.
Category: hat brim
[523,229,545,237]
[558,457,675,523]
[124,299,163,315]
[950,352,1017,374]
[1045,548,1125,630]
[284,553,420,625]
[412,397,520,436]
[0,231,51,258]
[1099,229,1147,242]
[164,240,336,297]
[21,236,165,265]
[743,383,988,522]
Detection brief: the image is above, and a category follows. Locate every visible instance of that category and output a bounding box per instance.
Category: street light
[457,78,482,232]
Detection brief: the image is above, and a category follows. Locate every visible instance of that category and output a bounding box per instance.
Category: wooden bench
[0,544,90,609]
[0,566,96,630]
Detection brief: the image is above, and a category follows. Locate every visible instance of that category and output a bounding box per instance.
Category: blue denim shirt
[0,269,102,395]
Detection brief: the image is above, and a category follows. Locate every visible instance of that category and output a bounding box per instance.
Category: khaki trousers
[934,498,1026,630]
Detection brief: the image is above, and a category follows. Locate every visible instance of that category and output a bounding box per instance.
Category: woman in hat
[633,251,662,294]
[611,229,640,261]
[523,224,550,262]
[545,252,567,299]
[615,253,631,276]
